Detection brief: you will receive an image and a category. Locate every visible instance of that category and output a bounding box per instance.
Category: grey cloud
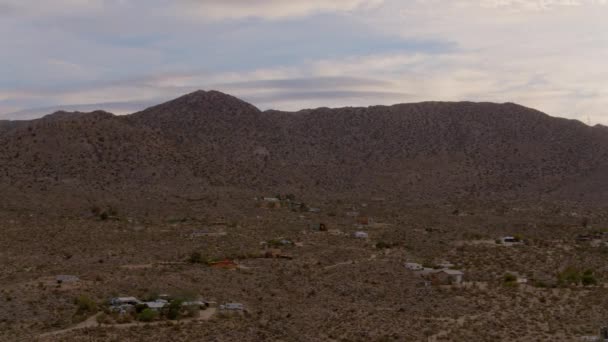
[243,89,409,104]
[216,76,392,91]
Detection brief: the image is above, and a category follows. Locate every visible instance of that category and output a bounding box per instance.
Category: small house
[144,299,168,311]
[405,262,424,271]
[309,208,321,213]
[110,297,142,306]
[182,300,209,309]
[354,231,369,239]
[346,211,359,217]
[437,261,455,269]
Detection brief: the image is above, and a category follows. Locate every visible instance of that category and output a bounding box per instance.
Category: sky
[1,0,607,124]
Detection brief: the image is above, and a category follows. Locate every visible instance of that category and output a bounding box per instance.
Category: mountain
[1,90,607,213]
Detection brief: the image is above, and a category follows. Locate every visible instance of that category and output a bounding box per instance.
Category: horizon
[1,89,604,128]
[1,1,608,124]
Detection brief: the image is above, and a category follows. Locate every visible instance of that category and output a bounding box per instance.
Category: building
[110,297,142,306]
[437,261,455,269]
[405,262,424,271]
[182,300,210,309]
[144,299,168,311]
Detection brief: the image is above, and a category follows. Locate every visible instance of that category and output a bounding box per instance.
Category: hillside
[1,90,607,213]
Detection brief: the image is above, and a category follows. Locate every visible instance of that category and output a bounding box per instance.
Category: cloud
[1,0,608,124]
[170,0,385,20]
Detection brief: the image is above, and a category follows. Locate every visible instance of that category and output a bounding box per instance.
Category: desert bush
[375,241,397,249]
[74,295,97,315]
[556,267,597,286]
[188,251,203,264]
[503,273,518,287]
[167,299,183,320]
[581,270,598,286]
[137,308,158,322]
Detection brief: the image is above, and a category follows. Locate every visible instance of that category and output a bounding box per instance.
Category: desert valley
[0,90,608,341]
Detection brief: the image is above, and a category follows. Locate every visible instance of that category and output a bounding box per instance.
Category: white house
[110,297,142,306]
[144,299,168,311]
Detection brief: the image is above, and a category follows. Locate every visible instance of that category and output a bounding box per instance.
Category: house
[405,262,424,271]
[110,297,142,306]
[346,211,359,217]
[437,261,455,269]
[220,303,245,311]
[144,299,168,311]
[56,275,79,283]
[433,269,464,285]
[182,300,210,309]
[354,231,369,239]
[309,208,321,213]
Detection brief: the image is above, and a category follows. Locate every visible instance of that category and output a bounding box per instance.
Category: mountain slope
[0,90,606,212]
